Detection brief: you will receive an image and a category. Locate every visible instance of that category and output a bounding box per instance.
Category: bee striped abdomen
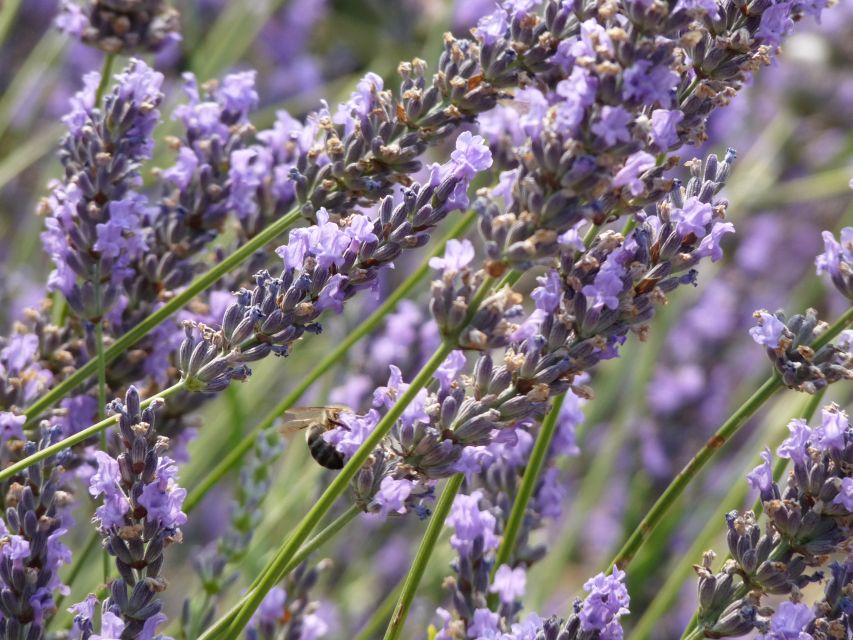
[306,422,345,470]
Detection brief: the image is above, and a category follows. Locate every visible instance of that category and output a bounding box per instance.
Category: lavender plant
[0,0,850,639]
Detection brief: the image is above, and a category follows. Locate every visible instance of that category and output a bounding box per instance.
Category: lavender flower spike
[85,387,186,638]
[41,59,164,321]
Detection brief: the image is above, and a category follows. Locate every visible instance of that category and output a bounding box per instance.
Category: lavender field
[0,1,851,639]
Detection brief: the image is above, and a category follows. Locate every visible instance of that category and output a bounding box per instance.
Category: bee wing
[279,407,327,434]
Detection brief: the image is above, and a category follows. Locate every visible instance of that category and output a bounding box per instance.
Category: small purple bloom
[650,109,684,149]
[747,448,774,496]
[0,411,25,445]
[531,270,562,313]
[622,60,678,107]
[255,587,286,626]
[89,451,122,498]
[447,490,499,554]
[325,410,379,459]
[757,600,815,640]
[579,568,630,633]
[756,3,795,47]
[436,350,466,393]
[92,611,126,640]
[815,227,852,278]
[473,8,508,44]
[749,311,786,348]
[468,608,500,638]
[429,239,476,274]
[671,197,713,238]
[816,405,848,453]
[449,131,493,180]
[582,260,626,310]
[613,151,656,196]
[833,478,853,512]
[490,564,527,604]
[777,419,811,466]
[591,106,632,147]
[694,221,735,262]
[371,476,414,518]
[137,458,188,529]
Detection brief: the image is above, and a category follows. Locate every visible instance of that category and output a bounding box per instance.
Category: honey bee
[280,406,350,470]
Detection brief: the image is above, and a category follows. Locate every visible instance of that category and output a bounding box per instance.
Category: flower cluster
[57,0,181,54]
[177,131,493,393]
[80,387,186,638]
[0,427,72,639]
[693,404,853,638]
[749,309,852,393]
[41,59,163,322]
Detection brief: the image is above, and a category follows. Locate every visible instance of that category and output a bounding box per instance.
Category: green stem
[93,273,110,583]
[1,383,185,483]
[608,306,853,572]
[383,474,465,640]
[610,376,779,571]
[182,211,476,512]
[95,54,116,107]
[22,209,301,427]
[492,393,566,574]
[0,0,22,45]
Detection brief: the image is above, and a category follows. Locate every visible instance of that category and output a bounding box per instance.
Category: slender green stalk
[95,54,116,106]
[492,393,566,574]
[22,209,302,427]
[609,376,777,570]
[0,0,23,45]
[182,211,476,512]
[607,306,853,571]
[95,316,109,583]
[93,271,110,582]
[1,383,185,483]
[383,474,465,640]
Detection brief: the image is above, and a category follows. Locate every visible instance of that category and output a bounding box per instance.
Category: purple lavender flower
[815,226,852,298]
[757,601,814,640]
[579,569,631,635]
[447,490,499,555]
[370,476,415,519]
[749,311,788,348]
[613,152,656,197]
[88,387,186,638]
[490,564,527,605]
